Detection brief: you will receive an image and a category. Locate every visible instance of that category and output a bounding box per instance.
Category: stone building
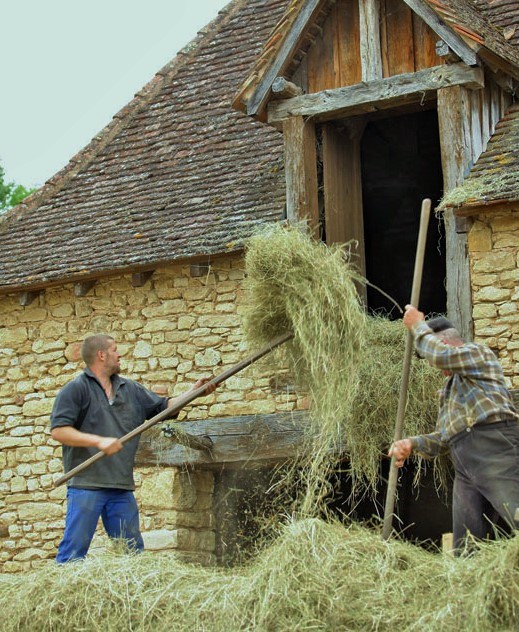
[1,0,518,571]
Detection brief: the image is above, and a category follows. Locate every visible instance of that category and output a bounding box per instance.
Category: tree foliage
[0,162,35,212]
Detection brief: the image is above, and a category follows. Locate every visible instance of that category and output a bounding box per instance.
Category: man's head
[415,316,463,361]
[426,316,463,346]
[81,334,121,375]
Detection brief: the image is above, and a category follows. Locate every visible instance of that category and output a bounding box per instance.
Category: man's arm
[166,377,216,410]
[51,426,123,455]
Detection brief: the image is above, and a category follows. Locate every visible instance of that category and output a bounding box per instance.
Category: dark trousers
[449,421,519,551]
[56,487,144,563]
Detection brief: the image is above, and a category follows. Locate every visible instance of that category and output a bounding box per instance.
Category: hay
[243,223,367,512]
[243,223,445,507]
[2,518,519,632]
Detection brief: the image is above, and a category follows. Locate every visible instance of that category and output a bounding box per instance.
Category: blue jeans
[56,487,144,563]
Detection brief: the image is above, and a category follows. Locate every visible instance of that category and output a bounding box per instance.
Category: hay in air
[242,223,444,507]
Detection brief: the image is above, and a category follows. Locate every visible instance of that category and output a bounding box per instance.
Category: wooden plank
[337,0,361,86]
[283,116,320,237]
[136,411,312,468]
[359,0,383,81]
[402,0,478,66]
[480,81,491,151]
[248,0,323,115]
[384,0,415,76]
[307,8,336,92]
[269,63,484,124]
[322,121,367,298]
[470,89,483,164]
[412,11,443,70]
[437,86,474,341]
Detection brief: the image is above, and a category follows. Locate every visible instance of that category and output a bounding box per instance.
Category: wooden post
[282,115,319,238]
[322,120,367,294]
[437,85,475,341]
[359,0,382,81]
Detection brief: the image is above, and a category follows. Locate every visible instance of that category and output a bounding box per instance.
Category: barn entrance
[360,109,445,317]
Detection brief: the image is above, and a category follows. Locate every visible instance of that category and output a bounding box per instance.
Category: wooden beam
[19,290,41,307]
[247,0,323,116]
[272,77,304,99]
[74,280,96,297]
[283,116,319,236]
[136,411,312,469]
[437,85,474,341]
[131,270,154,287]
[359,0,382,82]
[269,63,484,124]
[402,0,478,66]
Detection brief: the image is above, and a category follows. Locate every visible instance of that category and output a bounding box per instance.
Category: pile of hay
[243,223,444,504]
[2,518,519,632]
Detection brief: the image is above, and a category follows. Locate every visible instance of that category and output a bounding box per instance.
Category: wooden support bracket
[74,280,97,297]
[132,270,154,287]
[19,290,42,307]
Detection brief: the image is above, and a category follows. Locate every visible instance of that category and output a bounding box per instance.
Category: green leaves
[0,162,35,212]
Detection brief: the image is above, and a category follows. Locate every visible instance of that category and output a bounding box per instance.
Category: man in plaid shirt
[390,305,519,552]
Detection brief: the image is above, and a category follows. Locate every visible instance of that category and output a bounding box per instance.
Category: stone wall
[468,207,519,387]
[0,254,304,572]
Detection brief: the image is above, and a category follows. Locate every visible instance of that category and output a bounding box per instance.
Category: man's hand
[96,437,123,455]
[403,305,425,330]
[192,377,216,395]
[388,439,413,468]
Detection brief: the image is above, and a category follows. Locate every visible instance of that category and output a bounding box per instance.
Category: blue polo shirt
[50,368,168,490]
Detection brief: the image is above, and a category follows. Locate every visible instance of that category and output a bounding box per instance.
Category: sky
[1,0,230,188]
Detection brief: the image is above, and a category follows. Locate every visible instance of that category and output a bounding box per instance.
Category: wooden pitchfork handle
[382,199,431,540]
[54,331,294,487]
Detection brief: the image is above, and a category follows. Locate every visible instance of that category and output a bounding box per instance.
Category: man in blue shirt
[51,334,215,563]
[390,305,519,551]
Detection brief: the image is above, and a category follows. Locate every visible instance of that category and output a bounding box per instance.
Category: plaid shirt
[409,321,518,458]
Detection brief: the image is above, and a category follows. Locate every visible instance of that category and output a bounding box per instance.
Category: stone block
[133,341,153,358]
[194,349,222,367]
[473,252,515,274]
[13,548,47,562]
[0,437,31,449]
[50,304,74,318]
[142,529,177,550]
[18,502,63,521]
[474,287,510,302]
[0,326,28,347]
[175,528,215,552]
[22,399,54,416]
[140,469,177,509]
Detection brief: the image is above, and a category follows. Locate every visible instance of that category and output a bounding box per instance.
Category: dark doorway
[361,109,445,318]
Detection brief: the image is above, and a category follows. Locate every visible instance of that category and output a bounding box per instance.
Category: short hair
[81,334,115,366]
[426,317,463,345]
[426,316,455,333]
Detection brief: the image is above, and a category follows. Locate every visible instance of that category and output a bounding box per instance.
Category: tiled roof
[425,0,519,66]
[440,102,519,210]
[235,0,519,114]
[0,0,289,292]
[472,0,519,47]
